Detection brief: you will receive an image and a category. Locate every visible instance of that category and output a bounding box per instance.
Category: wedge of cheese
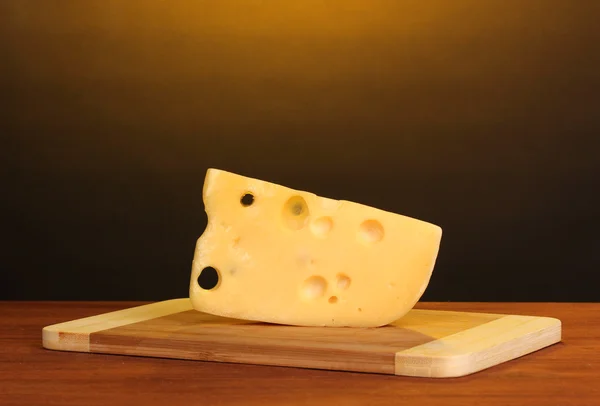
[189,168,442,327]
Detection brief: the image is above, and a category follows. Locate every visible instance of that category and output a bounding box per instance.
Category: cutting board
[42,299,561,378]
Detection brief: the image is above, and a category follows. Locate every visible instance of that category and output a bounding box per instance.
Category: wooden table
[1,302,598,405]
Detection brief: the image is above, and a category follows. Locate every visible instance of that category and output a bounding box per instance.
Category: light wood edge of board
[394,314,562,378]
[42,298,193,352]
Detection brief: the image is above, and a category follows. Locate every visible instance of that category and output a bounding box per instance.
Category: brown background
[2,0,599,301]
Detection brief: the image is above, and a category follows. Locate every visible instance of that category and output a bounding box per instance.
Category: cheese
[189,168,442,327]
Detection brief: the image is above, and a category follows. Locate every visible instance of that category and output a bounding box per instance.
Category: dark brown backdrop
[2,1,599,301]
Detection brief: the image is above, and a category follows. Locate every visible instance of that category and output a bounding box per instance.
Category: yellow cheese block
[189,168,442,327]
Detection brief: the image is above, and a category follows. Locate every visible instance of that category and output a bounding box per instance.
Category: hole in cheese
[328,296,338,304]
[198,266,220,290]
[282,195,310,230]
[310,216,333,237]
[300,275,327,300]
[358,219,384,243]
[240,193,255,207]
[336,274,351,290]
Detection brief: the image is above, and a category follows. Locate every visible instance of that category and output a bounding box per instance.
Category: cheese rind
[189,168,442,327]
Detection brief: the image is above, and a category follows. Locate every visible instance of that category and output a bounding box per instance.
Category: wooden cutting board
[42,298,561,378]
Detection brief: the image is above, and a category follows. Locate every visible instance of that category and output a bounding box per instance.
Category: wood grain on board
[42,298,561,377]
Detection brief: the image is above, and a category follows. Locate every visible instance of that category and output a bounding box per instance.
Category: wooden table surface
[1,301,598,406]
